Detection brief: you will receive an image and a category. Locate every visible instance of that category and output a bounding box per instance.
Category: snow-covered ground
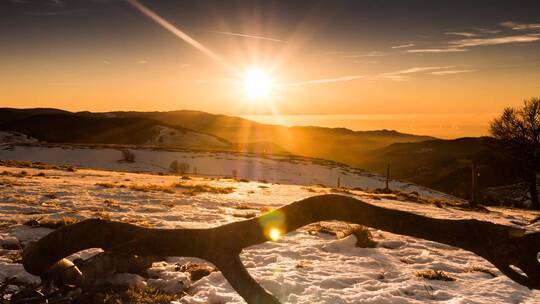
[0,145,454,201]
[1,160,540,303]
[0,131,38,147]
[144,126,231,149]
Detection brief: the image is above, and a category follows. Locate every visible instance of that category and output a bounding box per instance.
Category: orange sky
[1,0,540,138]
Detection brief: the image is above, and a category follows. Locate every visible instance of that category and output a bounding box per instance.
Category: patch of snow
[0,145,454,201]
[0,150,538,303]
[0,131,38,146]
[146,126,230,149]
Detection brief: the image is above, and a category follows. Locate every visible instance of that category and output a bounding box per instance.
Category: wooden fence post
[385,164,391,191]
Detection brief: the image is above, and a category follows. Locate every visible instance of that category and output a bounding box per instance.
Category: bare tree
[490,97,540,209]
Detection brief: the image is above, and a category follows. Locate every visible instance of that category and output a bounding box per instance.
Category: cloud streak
[380,66,454,81]
[451,34,540,47]
[283,75,366,86]
[501,21,540,31]
[391,43,414,49]
[445,32,478,37]
[127,0,236,74]
[406,48,467,53]
[207,30,286,43]
[429,69,475,75]
[281,65,473,86]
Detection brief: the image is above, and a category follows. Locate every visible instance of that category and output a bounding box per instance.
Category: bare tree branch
[23,194,540,303]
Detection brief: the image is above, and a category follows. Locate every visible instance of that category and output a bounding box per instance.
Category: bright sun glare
[243,68,272,99]
[268,228,281,241]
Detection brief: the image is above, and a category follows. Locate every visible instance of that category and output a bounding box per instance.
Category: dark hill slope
[360,137,521,199]
[87,110,434,165]
[0,113,232,148]
[0,108,70,124]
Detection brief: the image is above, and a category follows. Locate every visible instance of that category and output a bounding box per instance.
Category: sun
[243,68,272,99]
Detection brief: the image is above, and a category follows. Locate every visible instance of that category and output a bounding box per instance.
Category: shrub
[119,149,136,163]
[169,160,190,174]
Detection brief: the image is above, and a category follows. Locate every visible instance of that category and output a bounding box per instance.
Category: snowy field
[0,144,453,201]
[1,156,540,303]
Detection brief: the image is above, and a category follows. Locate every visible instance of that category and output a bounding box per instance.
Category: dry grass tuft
[0,170,29,178]
[0,160,75,172]
[5,250,23,263]
[24,216,79,229]
[96,180,234,195]
[233,203,256,210]
[371,188,394,194]
[302,186,318,193]
[306,222,376,248]
[306,223,339,236]
[415,269,455,281]
[347,225,377,248]
[467,265,497,277]
[174,182,235,195]
[232,211,257,219]
[330,187,352,194]
[259,206,274,214]
[96,182,117,188]
[75,286,183,304]
[295,260,313,269]
[0,179,23,187]
[128,184,174,194]
[179,262,215,281]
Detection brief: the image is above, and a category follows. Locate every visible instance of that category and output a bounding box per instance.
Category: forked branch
[23,194,540,303]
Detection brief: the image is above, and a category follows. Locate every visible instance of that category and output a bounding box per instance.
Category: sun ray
[127,0,239,76]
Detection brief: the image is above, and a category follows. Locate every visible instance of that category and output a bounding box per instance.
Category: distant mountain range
[78,109,435,161]
[0,108,520,204]
[0,108,434,158]
[0,109,232,149]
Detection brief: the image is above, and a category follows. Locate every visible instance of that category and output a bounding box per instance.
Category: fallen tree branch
[23,194,540,303]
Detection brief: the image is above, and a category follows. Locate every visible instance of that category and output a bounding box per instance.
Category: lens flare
[268,228,281,241]
[259,210,286,242]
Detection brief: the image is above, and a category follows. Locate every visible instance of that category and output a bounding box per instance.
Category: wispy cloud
[324,51,385,58]
[445,32,478,37]
[380,66,453,81]
[207,30,285,43]
[429,69,475,76]
[451,34,540,47]
[343,52,385,58]
[284,65,471,86]
[500,21,540,31]
[391,43,414,49]
[406,48,467,53]
[284,75,366,86]
[474,28,501,35]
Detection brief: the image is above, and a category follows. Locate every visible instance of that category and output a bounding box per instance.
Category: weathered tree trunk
[23,194,540,304]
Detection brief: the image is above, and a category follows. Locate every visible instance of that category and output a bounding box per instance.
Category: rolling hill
[80,109,435,165]
[359,137,521,201]
[2,108,520,205]
[0,112,232,149]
